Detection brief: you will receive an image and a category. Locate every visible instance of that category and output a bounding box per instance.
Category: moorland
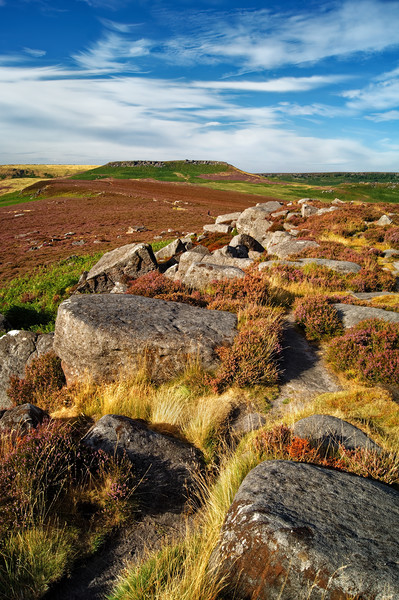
[0,160,398,600]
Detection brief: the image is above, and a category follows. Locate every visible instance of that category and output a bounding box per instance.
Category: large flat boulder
[263,231,319,258]
[236,202,283,242]
[0,331,54,409]
[293,414,381,454]
[77,243,157,293]
[181,263,246,289]
[259,258,361,274]
[334,303,399,328]
[53,294,237,384]
[83,414,204,511]
[214,460,399,600]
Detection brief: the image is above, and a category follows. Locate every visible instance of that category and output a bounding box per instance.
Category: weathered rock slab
[236,202,283,242]
[214,460,399,600]
[334,303,399,328]
[155,239,186,262]
[229,233,265,253]
[181,262,246,289]
[0,331,54,409]
[77,243,157,293]
[293,414,381,454]
[263,231,319,259]
[215,212,241,225]
[83,414,204,510]
[259,258,361,274]
[203,223,232,234]
[54,295,237,384]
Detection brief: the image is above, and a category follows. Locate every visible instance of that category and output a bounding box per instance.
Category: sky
[1,0,399,172]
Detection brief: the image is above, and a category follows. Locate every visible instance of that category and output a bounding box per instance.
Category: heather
[327,318,399,386]
[252,423,398,486]
[7,352,67,411]
[0,420,135,598]
[293,295,343,341]
[267,261,396,294]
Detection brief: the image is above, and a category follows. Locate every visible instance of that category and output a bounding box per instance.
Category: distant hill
[70,160,266,184]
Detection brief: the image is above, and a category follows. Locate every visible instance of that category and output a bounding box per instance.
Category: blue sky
[1,0,399,171]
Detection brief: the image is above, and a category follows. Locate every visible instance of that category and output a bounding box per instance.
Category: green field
[196,180,399,203]
[261,172,399,185]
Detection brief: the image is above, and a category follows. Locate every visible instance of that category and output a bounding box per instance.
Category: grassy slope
[0,165,98,203]
[1,162,399,206]
[69,161,230,183]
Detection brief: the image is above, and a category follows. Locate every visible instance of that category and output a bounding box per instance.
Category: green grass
[262,172,399,185]
[0,254,102,332]
[0,190,40,208]
[196,180,399,203]
[71,161,230,183]
[0,241,171,333]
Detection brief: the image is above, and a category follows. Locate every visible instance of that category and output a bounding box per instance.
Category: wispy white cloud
[23,47,46,58]
[78,0,129,9]
[342,77,399,111]
[367,110,399,122]
[0,65,397,171]
[72,32,152,70]
[99,18,138,33]
[159,1,399,70]
[194,75,349,93]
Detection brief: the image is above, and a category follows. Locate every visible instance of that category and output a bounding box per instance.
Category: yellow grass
[54,363,242,462]
[281,386,399,451]
[0,164,98,196]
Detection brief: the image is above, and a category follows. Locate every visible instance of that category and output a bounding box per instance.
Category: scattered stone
[271,209,288,218]
[229,233,265,253]
[72,240,85,246]
[155,239,186,262]
[83,415,204,511]
[383,249,399,258]
[0,331,54,409]
[259,258,361,275]
[0,403,48,434]
[332,198,345,205]
[207,247,253,269]
[301,203,319,218]
[214,460,399,600]
[334,303,399,328]
[286,211,301,220]
[236,202,283,242]
[230,412,266,436]
[177,245,212,276]
[54,294,237,385]
[376,215,393,226]
[126,225,148,233]
[76,243,157,293]
[181,262,246,289]
[215,212,241,226]
[298,197,317,204]
[293,414,381,454]
[263,231,319,259]
[203,223,232,234]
